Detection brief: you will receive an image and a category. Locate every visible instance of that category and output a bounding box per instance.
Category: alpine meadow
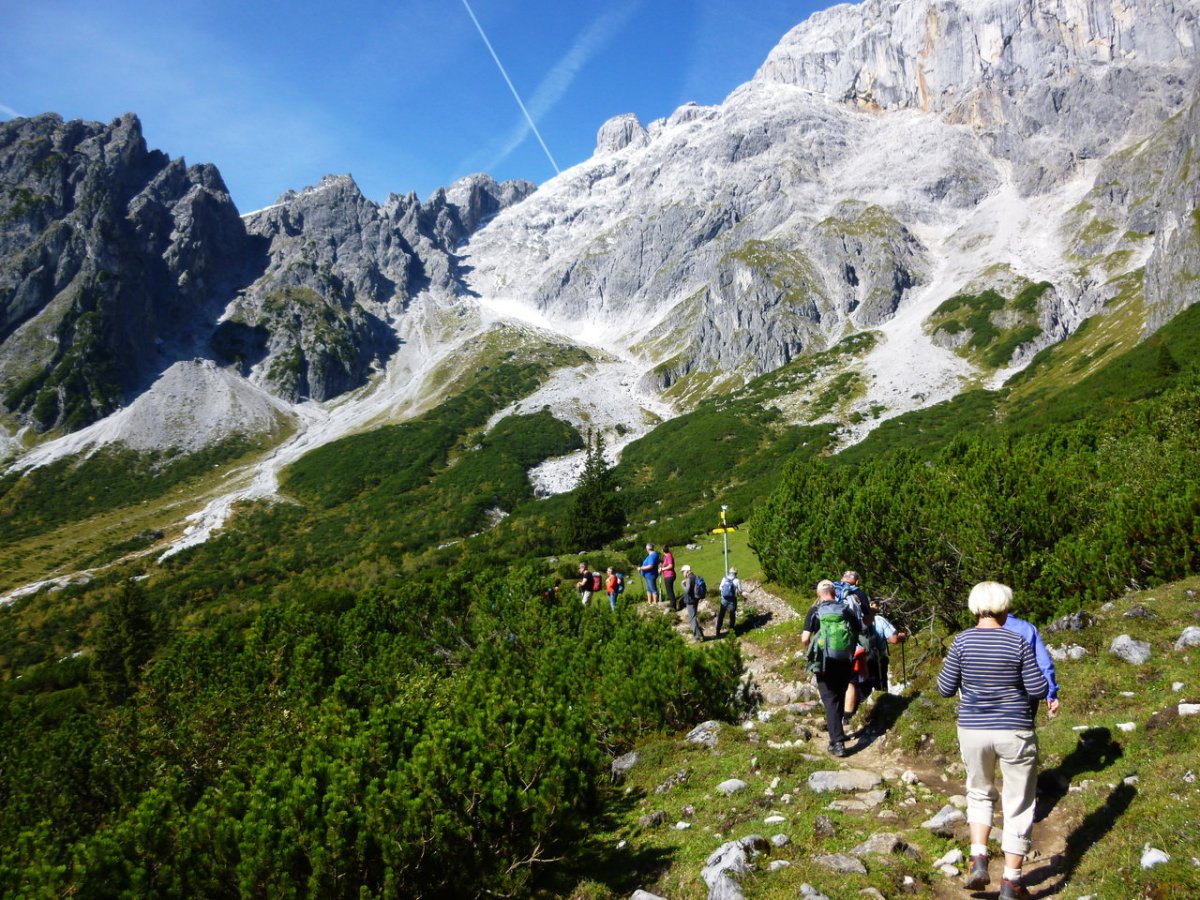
[2,1,1200,897]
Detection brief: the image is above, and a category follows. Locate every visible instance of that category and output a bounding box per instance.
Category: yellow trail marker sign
[711,526,737,533]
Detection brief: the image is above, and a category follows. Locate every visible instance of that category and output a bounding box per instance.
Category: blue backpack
[694,575,707,599]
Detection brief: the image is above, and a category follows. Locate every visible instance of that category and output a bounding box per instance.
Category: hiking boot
[829,741,847,758]
[963,854,989,889]
[998,878,1030,899]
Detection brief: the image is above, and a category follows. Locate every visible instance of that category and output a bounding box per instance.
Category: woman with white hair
[936,581,1048,899]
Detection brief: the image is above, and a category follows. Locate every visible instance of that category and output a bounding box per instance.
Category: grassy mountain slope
[0,290,1197,897]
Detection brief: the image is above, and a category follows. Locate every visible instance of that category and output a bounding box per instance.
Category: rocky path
[724,581,1076,899]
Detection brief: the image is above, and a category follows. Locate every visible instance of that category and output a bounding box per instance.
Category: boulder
[611,750,639,783]
[850,832,919,859]
[717,778,749,796]
[638,811,666,829]
[1110,634,1153,665]
[813,853,868,874]
[687,721,722,748]
[922,805,966,835]
[808,769,883,792]
[701,835,771,896]
[1124,604,1156,618]
[1048,611,1095,633]
[1175,626,1200,651]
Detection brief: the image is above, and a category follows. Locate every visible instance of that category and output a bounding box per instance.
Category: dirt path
[730,581,1076,899]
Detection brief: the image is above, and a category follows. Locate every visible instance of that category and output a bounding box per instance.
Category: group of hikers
[555,544,1062,897]
[801,570,1061,899]
[565,543,743,640]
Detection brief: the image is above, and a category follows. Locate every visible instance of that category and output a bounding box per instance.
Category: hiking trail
[649,580,1078,897]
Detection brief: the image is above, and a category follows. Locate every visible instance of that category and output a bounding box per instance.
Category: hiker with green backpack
[801,578,863,757]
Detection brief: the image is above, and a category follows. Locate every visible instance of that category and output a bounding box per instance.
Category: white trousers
[957,727,1039,857]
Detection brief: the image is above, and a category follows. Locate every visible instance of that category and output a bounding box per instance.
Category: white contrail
[460,0,561,175]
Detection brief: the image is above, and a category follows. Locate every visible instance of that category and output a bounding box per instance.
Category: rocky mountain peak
[595,113,650,155]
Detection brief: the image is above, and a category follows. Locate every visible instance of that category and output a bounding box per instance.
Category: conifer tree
[92,580,158,703]
[564,430,624,550]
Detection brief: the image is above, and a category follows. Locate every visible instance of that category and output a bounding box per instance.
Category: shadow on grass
[1023,781,1137,896]
[534,786,675,897]
[1034,727,1124,822]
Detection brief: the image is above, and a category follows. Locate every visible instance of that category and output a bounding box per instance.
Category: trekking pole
[900,636,907,686]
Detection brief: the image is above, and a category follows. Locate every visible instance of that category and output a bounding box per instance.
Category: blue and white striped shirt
[937,627,1049,730]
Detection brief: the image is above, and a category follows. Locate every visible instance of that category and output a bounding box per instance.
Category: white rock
[717,778,749,796]
[1120,691,1136,697]
[1172,682,1185,692]
[1110,634,1152,665]
[1141,846,1170,868]
[934,849,964,866]
[940,864,961,876]
[901,770,920,785]
[768,860,791,871]
[1175,626,1200,651]
[1117,722,1137,732]
[1123,776,1140,785]
[674,821,692,830]
[764,815,787,824]
[922,805,966,831]
[1179,703,1200,716]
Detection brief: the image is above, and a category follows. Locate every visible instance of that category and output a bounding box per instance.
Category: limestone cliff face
[462,0,1199,397]
[0,113,250,431]
[756,0,1200,193]
[1144,79,1200,334]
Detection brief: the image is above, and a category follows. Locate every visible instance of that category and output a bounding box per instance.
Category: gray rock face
[0,114,537,427]
[0,113,251,430]
[232,172,532,402]
[756,0,1200,192]
[1110,634,1153,665]
[596,114,650,155]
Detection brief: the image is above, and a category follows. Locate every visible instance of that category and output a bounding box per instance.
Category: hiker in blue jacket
[639,543,661,604]
[1003,613,1061,718]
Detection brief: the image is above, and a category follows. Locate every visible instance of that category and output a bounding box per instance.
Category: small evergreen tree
[92,580,158,703]
[564,430,624,550]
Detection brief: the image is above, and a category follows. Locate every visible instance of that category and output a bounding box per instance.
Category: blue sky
[2,0,834,213]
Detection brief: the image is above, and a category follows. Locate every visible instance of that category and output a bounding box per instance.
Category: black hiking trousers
[816,659,854,745]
